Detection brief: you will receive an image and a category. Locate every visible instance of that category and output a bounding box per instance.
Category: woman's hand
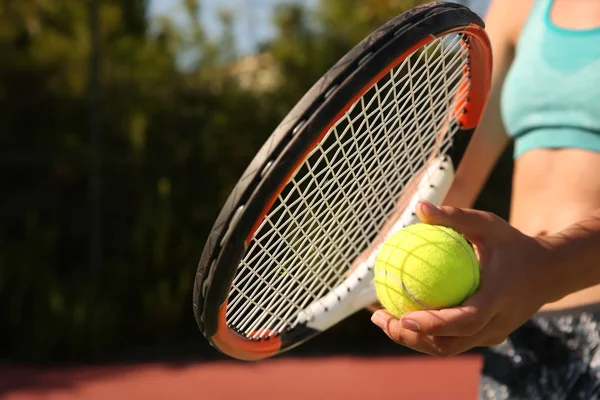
[370,200,559,357]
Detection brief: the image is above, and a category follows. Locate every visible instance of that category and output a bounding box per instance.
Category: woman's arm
[443,0,521,208]
[542,210,600,303]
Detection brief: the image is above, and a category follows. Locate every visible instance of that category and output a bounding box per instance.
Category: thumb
[415,200,503,243]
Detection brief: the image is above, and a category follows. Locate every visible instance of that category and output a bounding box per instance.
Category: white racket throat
[296,156,454,331]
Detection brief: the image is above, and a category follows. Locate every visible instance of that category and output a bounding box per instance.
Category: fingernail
[401,318,420,332]
[371,311,386,330]
[419,201,443,217]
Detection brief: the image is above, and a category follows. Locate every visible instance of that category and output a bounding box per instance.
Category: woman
[370,0,600,398]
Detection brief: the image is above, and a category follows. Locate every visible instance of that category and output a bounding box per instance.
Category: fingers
[399,306,483,337]
[371,310,468,357]
[371,310,448,356]
[371,309,503,357]
[398,292,494,336]
[416,200,503,243]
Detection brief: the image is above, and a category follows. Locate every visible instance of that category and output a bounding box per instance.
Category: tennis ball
[374,223,479,319]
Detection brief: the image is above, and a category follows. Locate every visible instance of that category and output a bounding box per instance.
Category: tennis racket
[193,1,492,361]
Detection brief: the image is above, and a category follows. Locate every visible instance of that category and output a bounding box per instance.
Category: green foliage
[1,0,510,362]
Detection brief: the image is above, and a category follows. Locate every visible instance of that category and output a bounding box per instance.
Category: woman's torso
[501,0,600,313]
[511,150,600,313]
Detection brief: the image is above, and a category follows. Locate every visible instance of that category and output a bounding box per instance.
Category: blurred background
[1,0,510,398]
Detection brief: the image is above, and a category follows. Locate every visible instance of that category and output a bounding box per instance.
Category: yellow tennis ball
[374,223,480,319]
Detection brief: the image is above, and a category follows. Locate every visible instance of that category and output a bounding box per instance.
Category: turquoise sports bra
[501,0,600,159]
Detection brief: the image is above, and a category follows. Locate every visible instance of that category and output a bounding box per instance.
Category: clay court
[1,355,482,399]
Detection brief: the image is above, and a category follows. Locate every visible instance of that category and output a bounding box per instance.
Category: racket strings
[230,38,468,338]
[241,35,467,247]
[234,45,467,286]
[227,33,471,339]
[233,49,468,338]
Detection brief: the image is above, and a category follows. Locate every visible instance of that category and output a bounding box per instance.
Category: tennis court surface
[1,355,481,399]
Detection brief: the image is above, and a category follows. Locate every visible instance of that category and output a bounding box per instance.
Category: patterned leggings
[480,309,600,400]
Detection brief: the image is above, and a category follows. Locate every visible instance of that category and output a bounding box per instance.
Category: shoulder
[484,0,538,48]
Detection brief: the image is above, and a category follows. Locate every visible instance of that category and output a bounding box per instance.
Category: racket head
[193,2,492,361]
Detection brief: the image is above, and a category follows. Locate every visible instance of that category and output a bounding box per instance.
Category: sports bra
[500,0,600,159]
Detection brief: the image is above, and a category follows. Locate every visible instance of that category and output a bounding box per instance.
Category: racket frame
[193,2,492,361]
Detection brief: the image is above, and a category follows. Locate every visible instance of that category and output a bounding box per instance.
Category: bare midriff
[509,148,600,313]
